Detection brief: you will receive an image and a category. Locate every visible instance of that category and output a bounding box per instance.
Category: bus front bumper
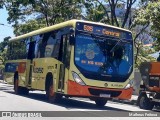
[67,80,133,100]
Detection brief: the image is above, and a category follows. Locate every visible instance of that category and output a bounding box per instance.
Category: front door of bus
[58,34,71,92]
[27,41,36,89]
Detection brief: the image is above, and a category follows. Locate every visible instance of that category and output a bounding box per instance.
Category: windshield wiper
[110,39,122,53]
[101,74,112,77]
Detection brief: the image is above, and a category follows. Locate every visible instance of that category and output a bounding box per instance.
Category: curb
[112,96,138,106]
[0,80,7,84]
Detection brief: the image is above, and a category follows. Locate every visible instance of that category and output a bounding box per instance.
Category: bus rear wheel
[95,99,107,107]
[14,79,20,94]
[14,78,29,95]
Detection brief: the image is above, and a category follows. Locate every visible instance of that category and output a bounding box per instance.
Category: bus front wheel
[46,75,62,103]
[95,99,107,107]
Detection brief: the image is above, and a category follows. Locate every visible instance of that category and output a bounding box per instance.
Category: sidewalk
[0,79,7,84]
[112,95,138,105]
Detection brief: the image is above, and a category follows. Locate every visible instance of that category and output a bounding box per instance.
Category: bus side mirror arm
[69,35,75,45]
[69,28,75,45]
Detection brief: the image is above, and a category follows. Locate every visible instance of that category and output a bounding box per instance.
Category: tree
[0,36,10,52]
[13,19,46,36]
[83,0,149,66]
[0,36,10,69]
[4,0,157,67]
[0,0,4,8]
[4,0,84,26]
[83,0,136,29]
[133,2,160,60]
[84,1,107,22]
[147,2,160,51]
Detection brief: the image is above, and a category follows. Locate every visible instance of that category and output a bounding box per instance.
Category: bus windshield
[74,34,133,82]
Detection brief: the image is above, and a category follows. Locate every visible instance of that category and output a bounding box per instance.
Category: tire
[46,75,62,103]
[95,99,107,107]
[14,74,29,95]
[20,87,29,95]
[138,93,154,110]
[14,78,20,95]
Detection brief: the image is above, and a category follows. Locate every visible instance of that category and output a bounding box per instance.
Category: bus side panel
[4,72,14,85]
[4,62,17,84]
[33,58,59,91]
[18,61,28,87]
[64,68,69,94]
[4,60,28,87]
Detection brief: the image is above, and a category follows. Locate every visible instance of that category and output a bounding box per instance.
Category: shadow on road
[1,83,159,112]
[3,89,129,111]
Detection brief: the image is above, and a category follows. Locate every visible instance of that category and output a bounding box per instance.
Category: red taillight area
[67,80,133,100]
[18,62,26,73]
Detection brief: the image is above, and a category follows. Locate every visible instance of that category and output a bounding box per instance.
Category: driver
[113,47,130,75]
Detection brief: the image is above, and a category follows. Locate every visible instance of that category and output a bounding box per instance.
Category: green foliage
[0,0,4,8]
[7,40,28,60]
[135,2,160,42]
[4,0,159,69]
[84,1,106,22]
[5,0,83,26]
[4,0,84,35]
[0,37,10,69]
[0,49,7,67]
[13,19,46,35]
[84,0,136,28]
[0,36,10,52]
[134,1,160,66]
[153,40,160,51]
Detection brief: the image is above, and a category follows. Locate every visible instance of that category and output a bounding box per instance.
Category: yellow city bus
[4,19,134,107]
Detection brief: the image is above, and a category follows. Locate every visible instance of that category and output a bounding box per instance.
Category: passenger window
[33,30,63,59]
[45,34,56,57]
[34,35,44,58]
[51,31,61,58]
[5,63,18,72]
[7,39,29,60]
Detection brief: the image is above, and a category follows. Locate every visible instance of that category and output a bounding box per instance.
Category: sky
[0,8,14,42]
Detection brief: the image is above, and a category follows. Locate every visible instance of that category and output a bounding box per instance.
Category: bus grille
[88,88,122,97]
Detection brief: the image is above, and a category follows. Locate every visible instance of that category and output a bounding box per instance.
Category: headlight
[124,79,133,89]
[72,72,86,85]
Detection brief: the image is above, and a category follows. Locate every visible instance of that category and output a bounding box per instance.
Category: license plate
[100,94,111,98]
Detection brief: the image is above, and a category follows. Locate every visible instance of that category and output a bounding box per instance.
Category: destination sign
[76,22,132,40]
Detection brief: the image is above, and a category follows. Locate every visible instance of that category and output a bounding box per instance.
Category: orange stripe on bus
[67,80,133,99]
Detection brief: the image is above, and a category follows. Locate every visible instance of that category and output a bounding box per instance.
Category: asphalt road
[0,82,160,120]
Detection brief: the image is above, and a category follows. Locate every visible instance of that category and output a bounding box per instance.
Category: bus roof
[9,19,131,42]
